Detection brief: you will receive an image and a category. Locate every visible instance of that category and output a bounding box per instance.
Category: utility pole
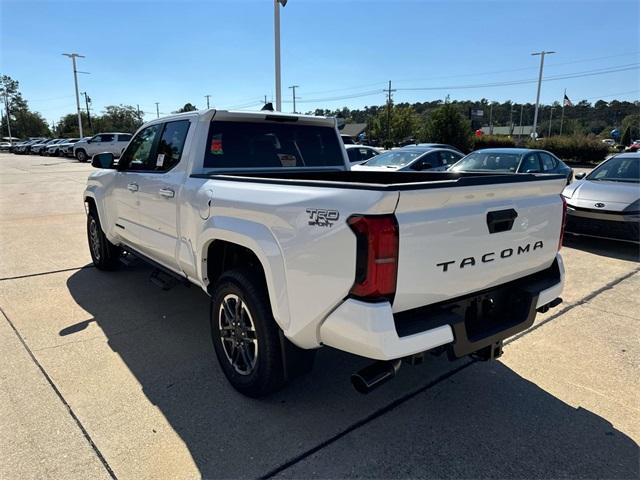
[509,103,515,135]
[155,102,160,119]
[81,92,92,133]
[384,80,396,147]
[548,107,554,137]
[62,53,85,137]
[264,95,268,105]
[273,0,288,111]
[531,50,555,139]
[2,90,12,144]
[559,88,566,136]
[489,102,494,135]
[205,95,211,109]
[288,85,299,113]
[136,104,142,123]
[518,104,524,138]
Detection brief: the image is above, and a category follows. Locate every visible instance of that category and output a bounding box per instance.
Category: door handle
[159,188,175,198]
[127,183,139,192]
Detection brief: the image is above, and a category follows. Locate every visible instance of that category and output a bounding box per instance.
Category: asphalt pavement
[0,153,638,479]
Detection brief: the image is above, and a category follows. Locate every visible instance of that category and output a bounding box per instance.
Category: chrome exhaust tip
[351,359,402,394]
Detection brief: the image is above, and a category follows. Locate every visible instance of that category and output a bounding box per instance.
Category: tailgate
[392,176,566,313]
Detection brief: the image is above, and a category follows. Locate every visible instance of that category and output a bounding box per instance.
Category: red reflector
[558,194,567,251]
[348,215,399,300]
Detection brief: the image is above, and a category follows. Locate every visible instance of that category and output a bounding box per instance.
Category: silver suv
[73,133,133,162]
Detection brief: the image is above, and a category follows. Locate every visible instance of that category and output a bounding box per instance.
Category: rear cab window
[203,121,345,170]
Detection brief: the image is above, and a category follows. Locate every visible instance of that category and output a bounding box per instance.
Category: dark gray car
[449,148,573,183]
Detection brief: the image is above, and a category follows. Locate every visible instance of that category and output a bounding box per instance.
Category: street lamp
[274,0,288,112]
[531,50,555,138]
[62,53,85,137]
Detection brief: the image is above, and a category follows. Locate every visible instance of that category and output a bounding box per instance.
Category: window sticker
[210,134,223,155]
[278,153,297,167]
[156,153,165,167]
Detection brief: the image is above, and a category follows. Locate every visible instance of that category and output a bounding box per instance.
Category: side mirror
[91,152,115,169]
[575,172,586,180]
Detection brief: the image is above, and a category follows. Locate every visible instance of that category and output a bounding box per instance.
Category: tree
[0,74,50,139]
[621,125,632,146]
[423,103,471,151]
[95,105,143,133]
[174,103,197,113]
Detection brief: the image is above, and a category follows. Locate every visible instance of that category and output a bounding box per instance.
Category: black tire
[87,207,121,270]
[210,269,314,397]
[76,149,87,162]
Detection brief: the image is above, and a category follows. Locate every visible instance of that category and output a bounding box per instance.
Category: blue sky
[1,0,638,123]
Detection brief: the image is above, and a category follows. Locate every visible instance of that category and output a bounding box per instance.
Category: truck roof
[154,109,336,126]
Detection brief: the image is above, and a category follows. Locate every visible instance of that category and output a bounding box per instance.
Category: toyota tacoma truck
[84,109,566,397]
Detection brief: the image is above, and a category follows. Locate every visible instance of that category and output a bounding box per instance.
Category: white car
[353,146,463,172]
[73,133,133,162]
[84,109,566,397]
[345,144,380,166]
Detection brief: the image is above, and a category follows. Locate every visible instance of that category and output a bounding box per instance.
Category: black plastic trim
[190,171,566,192]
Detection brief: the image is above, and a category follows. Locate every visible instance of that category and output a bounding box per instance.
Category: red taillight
[348,214,399,301]
[558,194,567,251]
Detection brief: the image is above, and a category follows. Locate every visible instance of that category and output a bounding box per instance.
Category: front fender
[198,216,291,331]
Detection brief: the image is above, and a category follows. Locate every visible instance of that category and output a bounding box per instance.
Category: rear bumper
[319,254,564,361]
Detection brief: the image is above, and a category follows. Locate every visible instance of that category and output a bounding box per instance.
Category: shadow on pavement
[65,264,638,479]
[564,234,639,262]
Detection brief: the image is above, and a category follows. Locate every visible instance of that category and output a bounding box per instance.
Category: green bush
[471,135,516,150]
[526,136,609,163]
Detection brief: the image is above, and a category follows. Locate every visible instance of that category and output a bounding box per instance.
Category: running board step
[150,269,179,291]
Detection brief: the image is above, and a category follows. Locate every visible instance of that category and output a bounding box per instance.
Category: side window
[347,148,360,163]
[92,135,102,143]
[411,152,437,170]
[155,120,191,171]
[118,134,132,142]
[359,148,374,160]
[98,134,114,143]
[118,125,162,171]
[440,151,462,166]
[539,152,557,171]
[520,153,541,172]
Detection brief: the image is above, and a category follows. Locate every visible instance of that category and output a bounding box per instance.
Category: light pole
[205,95,211,109]
[548,107,555,137]
[155,102,160,118]
[288,85,299,113]
[62,53,85,137]
[531,50,555,139]
[274,0,288,111]
[518,104,524,138]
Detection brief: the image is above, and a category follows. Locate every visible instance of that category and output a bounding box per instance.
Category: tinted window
[347,148,361,163]
[450,152,521,172]
[359,148,378,160]
[411,151,438,170]
[520,153,541,172]
[539,152,557,171]
[94,134,114,143]
[118,125,161,171]
[118,134,132,142]
[439,151,463,166]
[203,121,344,169]
[156,120,190,171]
[366,150,421,167]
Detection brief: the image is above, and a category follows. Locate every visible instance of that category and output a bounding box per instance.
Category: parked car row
[5,132,133,162]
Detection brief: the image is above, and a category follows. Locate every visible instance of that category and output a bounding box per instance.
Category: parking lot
[0,152,638,479]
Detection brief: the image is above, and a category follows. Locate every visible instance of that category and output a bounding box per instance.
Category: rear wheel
[76,149,88,162]
[210,269,314,397]
[87,208,121,270]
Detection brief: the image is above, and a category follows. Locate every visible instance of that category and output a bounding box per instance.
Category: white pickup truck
[84,110,566,397]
